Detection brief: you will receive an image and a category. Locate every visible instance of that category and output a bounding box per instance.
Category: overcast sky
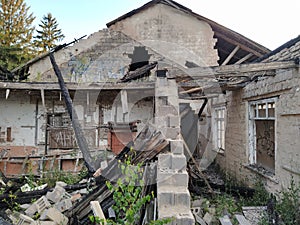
[26,0,300,50]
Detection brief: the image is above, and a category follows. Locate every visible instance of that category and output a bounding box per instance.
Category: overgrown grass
[38,167,88,187]
[275,178,300,225]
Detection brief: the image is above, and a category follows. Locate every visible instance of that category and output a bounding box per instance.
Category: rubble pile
[3,180,90,225]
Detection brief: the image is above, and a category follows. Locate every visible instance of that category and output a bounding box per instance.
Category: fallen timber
[49,53,96,174]
[66,124,168,224]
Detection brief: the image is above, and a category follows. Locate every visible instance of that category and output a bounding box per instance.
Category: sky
[26,0,300,50]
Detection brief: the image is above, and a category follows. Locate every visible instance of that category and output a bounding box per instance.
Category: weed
[2,191,20,211]
[275,178,300,225]
[213,193,240,217]
[103,148,172,225]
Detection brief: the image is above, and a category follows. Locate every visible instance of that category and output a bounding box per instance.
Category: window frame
[248,97,277,172]
[213,106,226,154]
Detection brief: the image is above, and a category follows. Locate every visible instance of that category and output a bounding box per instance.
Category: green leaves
[33,12,65,53]
[0,0,36,69]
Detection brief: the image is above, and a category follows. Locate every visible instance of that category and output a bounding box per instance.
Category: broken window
[249,98,276,173]
[47,113,76,149]
[213,107,226,153]
[6,127,12,142]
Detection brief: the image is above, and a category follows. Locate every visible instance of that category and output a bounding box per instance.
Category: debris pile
[0,124,168,224]
[190,197,267,225]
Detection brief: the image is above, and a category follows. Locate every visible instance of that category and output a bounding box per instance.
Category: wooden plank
[235,53,253,65]
[219,215,233,225]
[50,53,96,173]
[90,201,107,225]
[180,134,214,194]
[222,45,240,65]
[214,31,264,57]
[0,81,155,91]
[235,214,251,225]
[186,60,297,78]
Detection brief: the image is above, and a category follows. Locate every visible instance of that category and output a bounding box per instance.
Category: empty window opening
[6,127,12,142]
[249,98,276,173]
[128,46,151,71]
[214,107,226,153]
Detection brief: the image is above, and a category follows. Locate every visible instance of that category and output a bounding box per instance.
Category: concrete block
[157,170,188,187]
[171,155,187,171]
[235,214,251,225]
[175,191,190,207]
[154,116,168,127]
[194,214,206,225]
[45,208,68,225]
[170,140,184,155]
[203,212,214,225]
[156,105,179,117]
[20,204,30,211]
[168,115,180,127]
[160,127,180,139]
[158,154,172,168]
[191,207,202,217]
[55,181,67,188]
[24,203,37,217]
[54,199,72,212]
[176,213,195,225]
[35,196,51,213]
[16,214,36,225]
[37,222,56,225]
[219,215,233,225]
[46,186,65,203]
[157,190,174,206]
[6,209,20,224]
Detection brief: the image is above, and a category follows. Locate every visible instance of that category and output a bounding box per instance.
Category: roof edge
[106,0,270,55]
[256,35,300,62]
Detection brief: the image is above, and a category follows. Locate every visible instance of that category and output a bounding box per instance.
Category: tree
[34,13,65,53]
[0,0,36,69]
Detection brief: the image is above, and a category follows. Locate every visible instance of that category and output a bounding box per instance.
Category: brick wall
[218,68,300,192]
[109,3,219,68]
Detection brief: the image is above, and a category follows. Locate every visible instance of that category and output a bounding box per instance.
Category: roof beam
[0,82,155,91]
[184,60,298,78]
[235,53,253,65]
[222,45,240,65]
[215,32,264,57]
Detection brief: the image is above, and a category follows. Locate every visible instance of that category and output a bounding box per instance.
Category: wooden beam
[222,45,240,65]
[235,53,253,65]
[40,89,45,108]
[49,53,96,174]
[185,60,298,78]
[0,81,155,91]
[90,201,107,225]
[215,32,264,57]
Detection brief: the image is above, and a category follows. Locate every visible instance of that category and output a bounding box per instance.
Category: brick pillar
[155,77,195,225]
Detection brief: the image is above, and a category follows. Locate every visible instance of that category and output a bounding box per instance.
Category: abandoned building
[0,0,299,224]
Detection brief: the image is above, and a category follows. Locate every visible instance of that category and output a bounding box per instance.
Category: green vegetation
[92,148,172,225]
[2,191,20,211]
[0,0,65,70]
[275,178,300,225]
[33,13,65,54]
[0,0,36,69]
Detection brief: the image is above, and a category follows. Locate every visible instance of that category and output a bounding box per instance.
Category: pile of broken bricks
[5,181,94,225]
[190,198,266,225]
